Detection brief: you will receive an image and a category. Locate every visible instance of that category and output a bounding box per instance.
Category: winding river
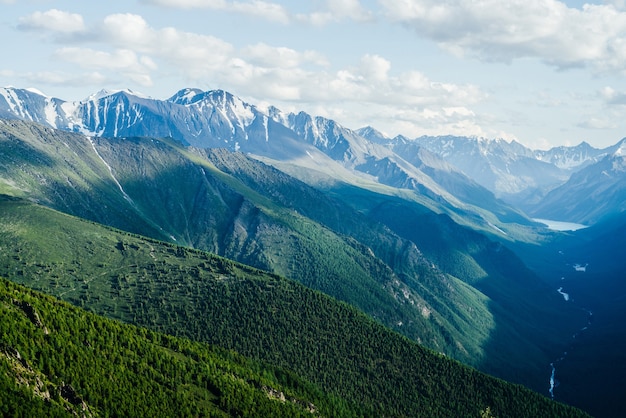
[548,265,593,400]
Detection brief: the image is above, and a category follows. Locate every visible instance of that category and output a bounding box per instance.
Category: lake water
[533,218,588,231]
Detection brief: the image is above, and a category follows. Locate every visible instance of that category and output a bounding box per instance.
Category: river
[548,264,593,399]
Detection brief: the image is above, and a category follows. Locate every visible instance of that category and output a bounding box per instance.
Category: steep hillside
[324,184,586,387]
[0,278,348,417]
[0,118,498,367]
[0,196,588,417]
[0,118,590,394]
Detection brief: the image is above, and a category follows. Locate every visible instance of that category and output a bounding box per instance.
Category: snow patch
[88,137,135,206]
[487,221,507,235]
[43,99,59,128]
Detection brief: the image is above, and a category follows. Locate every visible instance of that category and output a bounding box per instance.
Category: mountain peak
[24,87,48,97]
[84,88,148,102]
[613,138,626,157]
[167,88,204,105]
[356,126,389,144]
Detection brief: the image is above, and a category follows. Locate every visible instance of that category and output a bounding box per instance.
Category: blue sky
[2,0,626,149]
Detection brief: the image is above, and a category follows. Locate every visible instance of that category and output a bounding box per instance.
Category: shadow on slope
[509,212,626,417]
[330,186,586,395]
[0,196,589,418]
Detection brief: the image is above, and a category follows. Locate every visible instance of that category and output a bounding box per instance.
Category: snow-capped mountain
[355,126,390,145]
[0,88,514,219]
[0,87,76,129]
[78,88,276,151]
[1,85,623,226]
[531,139,626,224]
[266,105,531,226]
[357,129,626,222]
[534,141,608,170]
[406,135,568,198]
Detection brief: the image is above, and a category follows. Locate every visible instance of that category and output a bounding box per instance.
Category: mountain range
[2,86,624,226]
[1,85,625,416]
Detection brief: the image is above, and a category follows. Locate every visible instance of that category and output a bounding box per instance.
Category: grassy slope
[0,196,587,418]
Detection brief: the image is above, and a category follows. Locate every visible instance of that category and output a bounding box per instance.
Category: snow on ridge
[180,88,200,103]
[83,88,149,102]
[25,87,48,97]
[0,88,31,119]
[0,88,19,113]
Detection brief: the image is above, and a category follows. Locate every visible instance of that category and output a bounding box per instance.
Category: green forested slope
[0,278,351,417]
[203,148,585,391]
[0,119,496,368]
[0,196,587,417]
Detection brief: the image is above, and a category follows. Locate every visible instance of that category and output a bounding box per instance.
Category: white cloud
[143,0,290,23]
[144,0,373,25]
[380,0,626,73]
[229,1,291,23]
[18,9,86,33]
[577,117,618,130]
[241,43,329,69]
[11,9,489,137]
[99,13,234,75]
[327,0,372,21]
[301,0,373,25]
[359,54,391,83]
[604,0,626,10]
[53,47,155,86]
[7,70,109,87]
[601,86,626,105]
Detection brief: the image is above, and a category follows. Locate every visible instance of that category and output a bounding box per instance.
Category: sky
[2,1,626,149]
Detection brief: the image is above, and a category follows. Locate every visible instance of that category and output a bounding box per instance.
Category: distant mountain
[372,134,612,215]
[3,86,624,229]
[406,135,569,201]
[534,141,608,170]
[355,125,390,144]
[381,136,532,224]
[530,139,626,224]
[0,86,533,234]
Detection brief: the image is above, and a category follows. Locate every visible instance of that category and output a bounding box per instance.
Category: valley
[1,86,625,416]
[0,196,586,417]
